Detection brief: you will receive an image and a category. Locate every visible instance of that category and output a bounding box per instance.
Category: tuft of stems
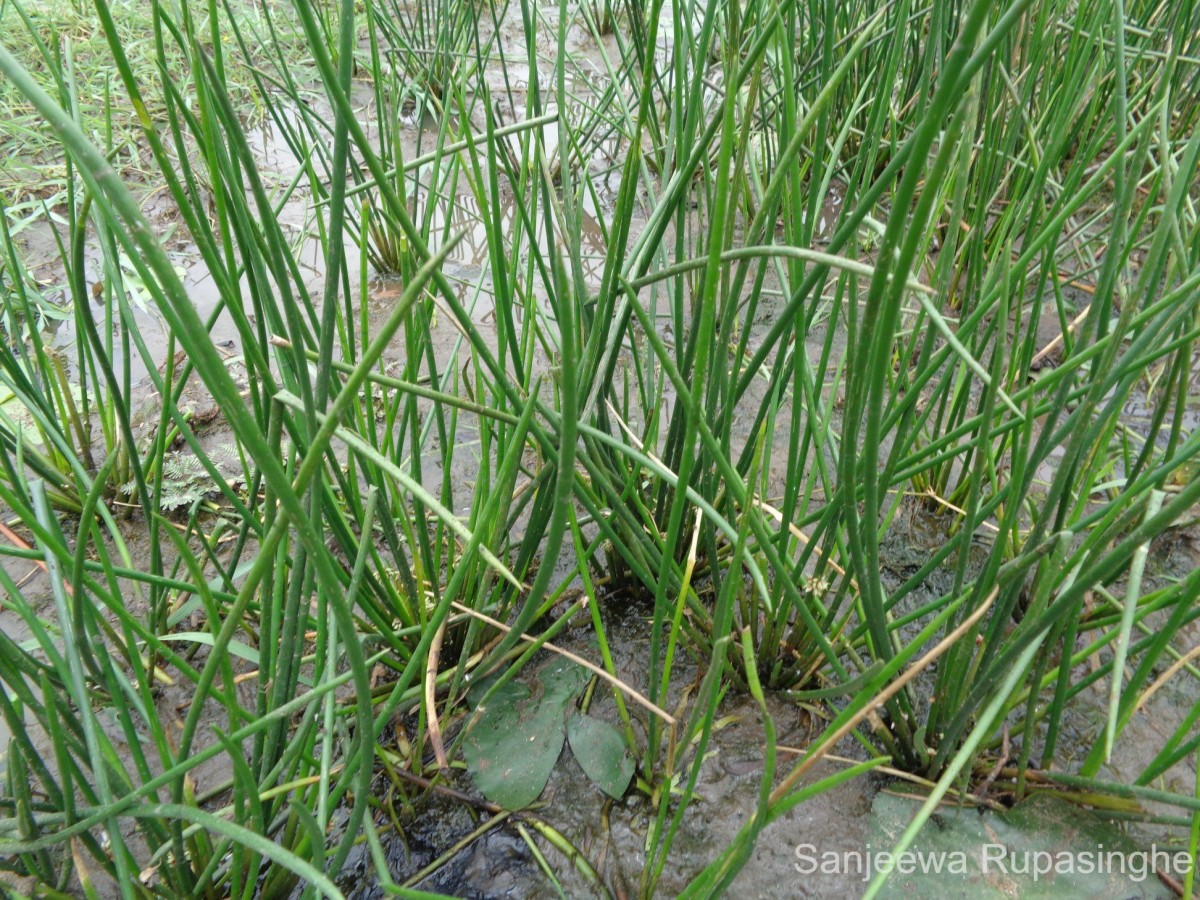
[1,0,1199,895]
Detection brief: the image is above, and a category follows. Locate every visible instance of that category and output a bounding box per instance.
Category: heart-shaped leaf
[463,660,590,809]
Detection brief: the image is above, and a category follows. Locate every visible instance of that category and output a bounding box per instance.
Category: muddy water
[331,505,1200,898]
[336,596,878,899]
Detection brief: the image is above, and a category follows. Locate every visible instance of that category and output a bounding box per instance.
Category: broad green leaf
[463,660,589,810]
[567,713,634,799]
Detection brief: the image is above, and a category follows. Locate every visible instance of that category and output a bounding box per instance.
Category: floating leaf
[538,657,591,706]
[463,660,589,810]
[567,713,634,799]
